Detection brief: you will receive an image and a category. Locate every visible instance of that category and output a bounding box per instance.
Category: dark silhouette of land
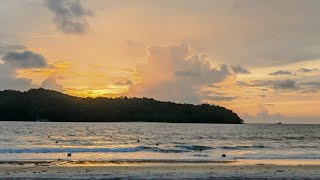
[0,89,243,124]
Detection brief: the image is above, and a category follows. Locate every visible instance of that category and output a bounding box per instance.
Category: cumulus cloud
[0,77,34,91]
[0,64,35,91]
[2,50,48,68]
[45,0,92,34]
[129,44,231,104]
[243,107,283,123]
[229,65,250,74]
[0,50,47,91]
[0,49,60,92]
[269,70,292,76]
[41,76,63,92]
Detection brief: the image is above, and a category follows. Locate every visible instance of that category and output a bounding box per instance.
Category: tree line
[0,88,243,124]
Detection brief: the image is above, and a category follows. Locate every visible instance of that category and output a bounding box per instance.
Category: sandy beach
[0,122,319,179]
[0,160,319,179]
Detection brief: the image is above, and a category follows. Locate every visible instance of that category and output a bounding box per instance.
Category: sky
[0,0,320,124]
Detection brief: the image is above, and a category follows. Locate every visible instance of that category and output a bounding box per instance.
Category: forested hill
[0,89,243,124]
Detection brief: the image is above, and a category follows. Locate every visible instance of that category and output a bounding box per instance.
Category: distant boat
[278,122,282,124]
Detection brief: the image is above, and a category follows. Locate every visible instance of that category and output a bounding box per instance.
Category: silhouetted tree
[0,88,243,124]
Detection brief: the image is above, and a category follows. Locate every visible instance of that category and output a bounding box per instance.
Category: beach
[0,122,319,179]
[2,0,320,178]
[0,160,319,179]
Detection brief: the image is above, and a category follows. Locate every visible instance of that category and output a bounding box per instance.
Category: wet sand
[0,160,319,179]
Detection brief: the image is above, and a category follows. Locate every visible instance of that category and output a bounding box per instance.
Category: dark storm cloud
[3,50,48,68]
[229,65,251,74]
[269,70,292,76]
[45,0,92,34]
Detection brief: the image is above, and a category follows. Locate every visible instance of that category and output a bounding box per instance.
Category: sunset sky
[0,0,320,123]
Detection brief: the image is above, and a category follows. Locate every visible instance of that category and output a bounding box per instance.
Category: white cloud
[41,75,63,92]
[0,64,35,91]
[0,48,63,92]
[129,43,231,104]
[244,107,282,123]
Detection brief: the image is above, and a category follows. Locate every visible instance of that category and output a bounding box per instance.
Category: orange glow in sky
[1,0,320,123]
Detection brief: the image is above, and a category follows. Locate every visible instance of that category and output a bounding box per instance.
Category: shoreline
[1,158,319,165]
[0,161,319,179]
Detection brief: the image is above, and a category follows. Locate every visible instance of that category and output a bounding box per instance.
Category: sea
[0,122,319,164]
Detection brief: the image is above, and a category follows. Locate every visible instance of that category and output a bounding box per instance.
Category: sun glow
[64,86,130,98]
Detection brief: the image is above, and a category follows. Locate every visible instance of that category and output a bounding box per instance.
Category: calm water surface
[0,122,319,162]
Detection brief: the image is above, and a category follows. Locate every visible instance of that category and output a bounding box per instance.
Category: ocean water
[0,122,319,163]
